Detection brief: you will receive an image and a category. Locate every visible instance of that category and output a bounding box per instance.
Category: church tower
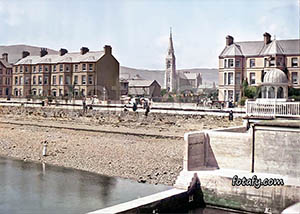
[164,28,177,92]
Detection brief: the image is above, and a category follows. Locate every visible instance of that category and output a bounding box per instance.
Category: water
[0,157,170,214]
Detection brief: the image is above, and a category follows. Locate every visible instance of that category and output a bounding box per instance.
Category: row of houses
[0,45,164,100]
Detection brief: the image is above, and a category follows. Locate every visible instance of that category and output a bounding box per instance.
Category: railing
[246,100,300,117]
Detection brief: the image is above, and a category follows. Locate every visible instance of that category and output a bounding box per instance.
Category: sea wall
[176,121,300,213]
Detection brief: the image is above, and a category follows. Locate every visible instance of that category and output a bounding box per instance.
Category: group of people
[124,97,151,116]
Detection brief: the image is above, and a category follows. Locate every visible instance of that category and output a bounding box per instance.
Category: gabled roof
[0,59,12,68]
[128,79,159,87]
[219,39,300,57]
[183,72,200,79]
[260,39,284,55]
[15,51,104,65]
[219,43,243,56]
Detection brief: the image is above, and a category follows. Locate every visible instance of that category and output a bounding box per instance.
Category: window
[15,77,18,85]
[250,73,256,85]
[60,64,63,72]
[224,59,227,68]
[228,73,233,85]
[0,89,2,96]
[89,64,93,71]
[250,59,255,68]
[33,66,36,73]
[292,72,298,84]
[25,66,28,73]
[19,76,23,85]
[25,77,30,85]
[74,64,78,72]
[270,57,275,66]
[82,64,86,71]
[33,76,36,85]
[74,75,78,84]
[82,75,86,84]
[0,77,2,85]
[292,58,298,67]
[39,65,42,72]
[59,89,63,96]
[235,72,241,84]
[52,76,56,85]
[228,59,234,68]
[277,57,283,66]
[66,65,70,72]
[20,66,23,73]
[224,73,227,85]
[53,65,56,72]
[88,75,93,84]
[235,59,240,68]
[264,58,268,67]
[45,66,48,72]
[59,75,63,85]
[65,76,70,85]
[44,76,48,84]
[15,67,18,73]
[38,76,42,85]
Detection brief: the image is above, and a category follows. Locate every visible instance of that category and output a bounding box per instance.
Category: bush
[239,96,247,106]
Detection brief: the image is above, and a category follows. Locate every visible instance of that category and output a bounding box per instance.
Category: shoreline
[0,106,242,186]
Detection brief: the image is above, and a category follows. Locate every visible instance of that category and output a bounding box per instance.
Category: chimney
[226,35,234,46]
[104,45,112,55]
[59,48,68,56]
[80,47,89,55]
[40,48,48,57]
[263,32,271,45]
[2,53,8,62]
[22,51,30,58]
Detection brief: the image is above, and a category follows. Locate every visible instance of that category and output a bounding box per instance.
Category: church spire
[168,27,174,55]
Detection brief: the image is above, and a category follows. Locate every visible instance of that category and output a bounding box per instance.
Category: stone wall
[255,128,300,178]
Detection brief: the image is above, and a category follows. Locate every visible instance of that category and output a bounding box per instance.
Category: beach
[0,106,242,185]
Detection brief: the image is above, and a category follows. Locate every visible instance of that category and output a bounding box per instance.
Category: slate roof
[183,72,201,79]
[15,51,105,65]
[220,39,300,57]
[0,59,12,68]
[128,79,158,87]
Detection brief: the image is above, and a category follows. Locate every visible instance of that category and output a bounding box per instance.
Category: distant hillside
[0,45,58,63]
[120,66,218,87]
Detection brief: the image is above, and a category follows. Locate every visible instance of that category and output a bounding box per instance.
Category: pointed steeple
[168,27,174,55]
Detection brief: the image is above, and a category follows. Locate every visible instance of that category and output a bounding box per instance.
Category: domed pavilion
[261,68,288,99]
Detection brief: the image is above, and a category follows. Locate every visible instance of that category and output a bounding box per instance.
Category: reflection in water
[0,157,170,214]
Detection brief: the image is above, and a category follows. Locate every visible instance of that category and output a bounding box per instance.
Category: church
[164,29,202,93]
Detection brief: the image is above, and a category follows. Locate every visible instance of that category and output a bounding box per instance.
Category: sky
[0,0,299,69]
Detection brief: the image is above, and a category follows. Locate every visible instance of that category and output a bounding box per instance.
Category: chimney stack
[2,53,8,62]
[80,47,89,55]
[22,51,30,58]
[104,45,112,55]
[59,48,68,56]
[40,48,48,57]
[263,32,271,45]
[226,35,234,46]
